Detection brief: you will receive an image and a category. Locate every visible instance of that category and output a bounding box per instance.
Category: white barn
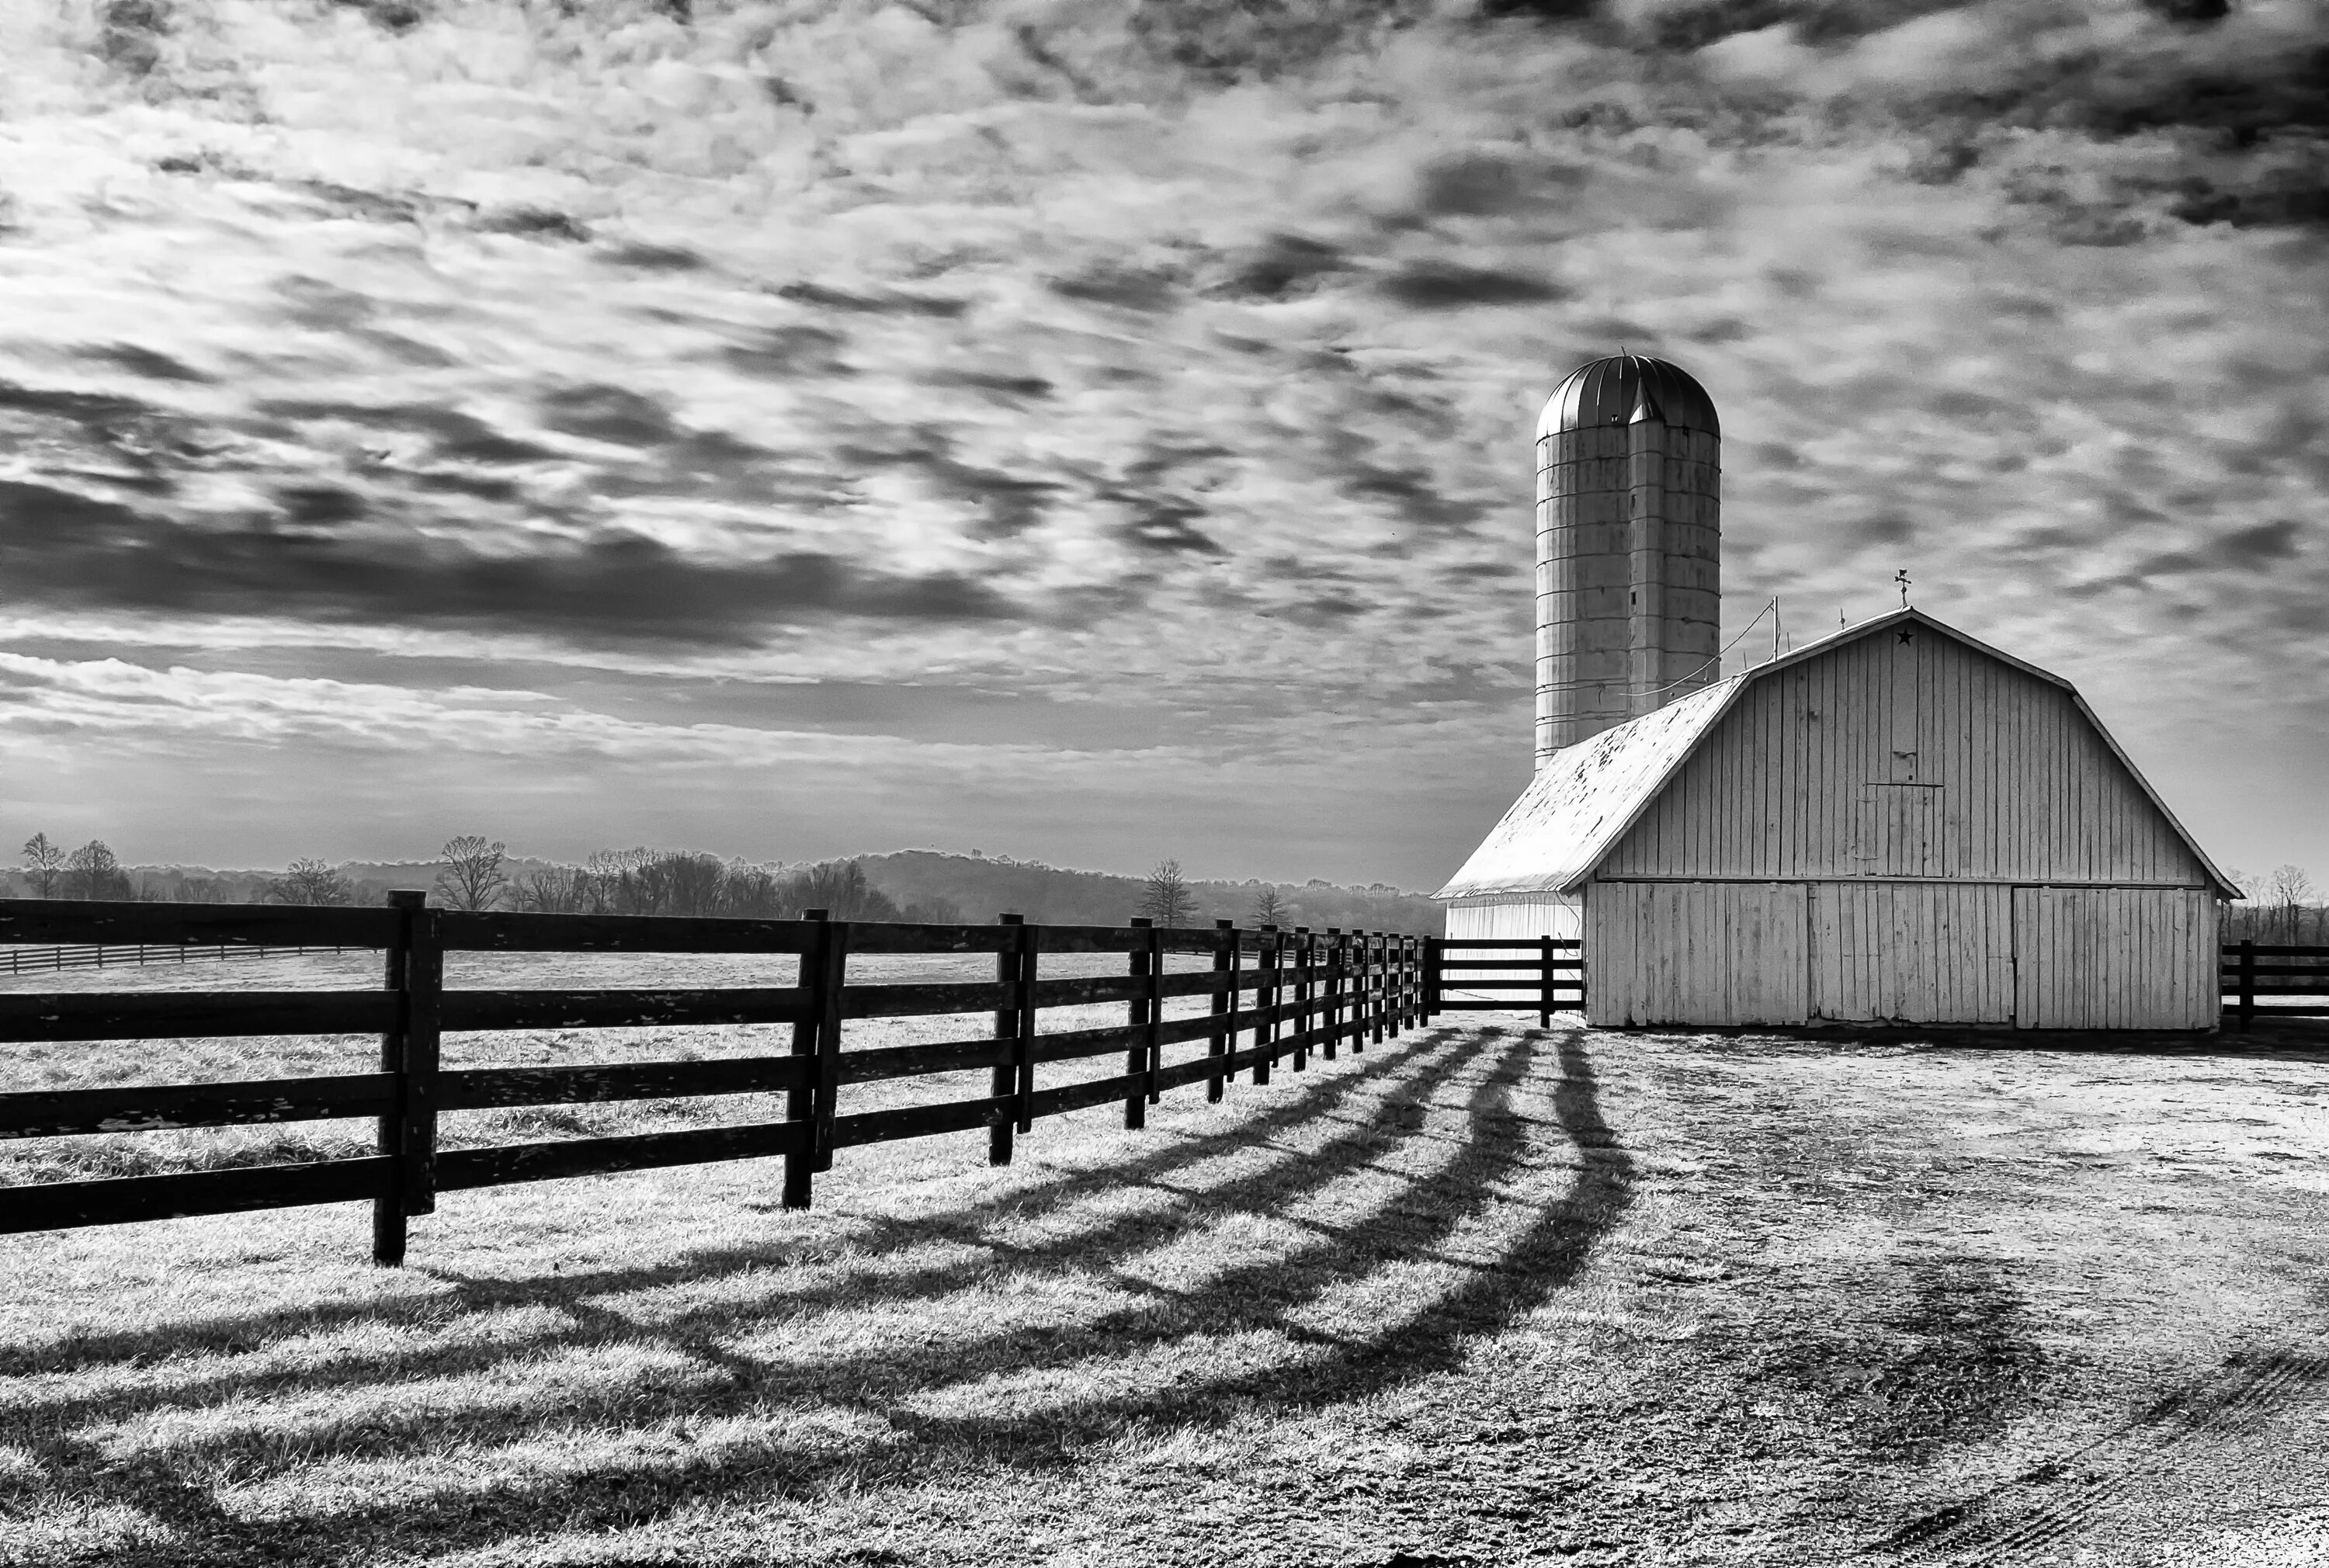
[1437,606,2238,1030]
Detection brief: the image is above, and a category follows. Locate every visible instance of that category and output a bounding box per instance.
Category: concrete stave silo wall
[1536,416,1720,765]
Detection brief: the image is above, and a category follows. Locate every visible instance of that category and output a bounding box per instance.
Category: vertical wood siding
[1584,882,1809,1027]
[1446,894,1582,942]
[1809,883,2014,1024]
[2012,886,2220,1029]
[1446,896,1581,990]
[1597,627,2210,885]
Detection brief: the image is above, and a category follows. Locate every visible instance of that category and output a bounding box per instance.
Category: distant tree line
[16,834,134,901]
[2222,864,2327,945]
[470,842,956,924]
[4,838,1449,932]
[14,835,2317,948]
[867,850,1441,931]
[6,832,962,923]
[13,834,383,906]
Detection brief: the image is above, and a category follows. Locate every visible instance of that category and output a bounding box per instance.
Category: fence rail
[2,941,347,975]
[2222,940,2329,1029]
[0,898,1429,1262]
[1421,936,1583,1028]
[14,914,2303,1257]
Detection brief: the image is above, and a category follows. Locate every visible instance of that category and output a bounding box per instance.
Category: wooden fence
[2,941,344,976]
[2223,941,2329,1029]
[1421,937,1583,1027]
[0,897,1428,1264]
[8,909,2305,1262]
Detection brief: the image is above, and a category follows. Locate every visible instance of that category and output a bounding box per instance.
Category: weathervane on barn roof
[1895,568,1911,609]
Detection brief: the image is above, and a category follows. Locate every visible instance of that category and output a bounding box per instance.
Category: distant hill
[1,850,1445,934]
[0,857,568,905]
[860,851,1442,934]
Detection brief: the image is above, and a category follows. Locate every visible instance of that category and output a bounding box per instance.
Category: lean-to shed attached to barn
[1437,606,2238,1029]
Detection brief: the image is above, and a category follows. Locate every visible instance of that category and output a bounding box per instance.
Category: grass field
[2,963,2326,1566]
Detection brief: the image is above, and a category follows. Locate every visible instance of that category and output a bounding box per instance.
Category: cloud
[475,206,592,243]
[1208,234,1354,301]
[539,384,684,448]
[1044,265,1182,312]
[717,327,852,380]
[0,480,1017,642]
[599,239,710,272]
[1378,262,1571,310]
[0,0,2323,882]
[81,342,211,383]
[257,400,564,467]
[772,282,970,318]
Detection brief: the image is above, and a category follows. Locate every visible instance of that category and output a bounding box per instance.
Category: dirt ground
[2,1002,2324,1566]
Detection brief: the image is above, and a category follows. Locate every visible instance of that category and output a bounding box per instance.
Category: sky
[0,0,2324,892]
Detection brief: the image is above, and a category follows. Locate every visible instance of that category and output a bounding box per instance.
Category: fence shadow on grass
[1,1026,1634,1564]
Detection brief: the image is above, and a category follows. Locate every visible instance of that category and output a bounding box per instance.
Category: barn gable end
[1595,613,2227,889]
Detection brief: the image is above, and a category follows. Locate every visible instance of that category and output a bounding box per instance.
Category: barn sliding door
[1811,883,2014,1025]
[2011,886,2219,1030]
[1585,882,1809,1027]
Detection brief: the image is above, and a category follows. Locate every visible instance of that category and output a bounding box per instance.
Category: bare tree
[582,848,647,913]
[1251,886,1288,927]
[269,858,352,906]
[20,832,64,897]
[434,835,509,911]
[1140,858,1194,928]
[782,859,902,921]
[640,851,727,917]
[2264,864,2316,943]
[62,840,132,900]
[721,864,787,918]
[513,866,592,914]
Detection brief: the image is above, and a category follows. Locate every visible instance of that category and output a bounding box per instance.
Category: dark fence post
[1013,918,1037,1133]
[1388,935,1404,1036]
[1145,922,1165,1106]
[2237,938,2254,1034]
[783,908,828,1206]
[1341,928,1356,1054]
[402,901,443,1226]
[1382,931,1395,1042]
[991,914,1024,1165]
[812,915,850,1174]
[1292,928,1312,1072]
[1125,918,1153,1129]
[1366,930,1382,1049]
[1539,935,1554,1029]
[1425,935,1442,1019]
[1208,919,1234,1103]
[1323,928,1342,1062]
[373,890,422,1265]
[1255,925,1278,1086]
[1342,929,1359,1054]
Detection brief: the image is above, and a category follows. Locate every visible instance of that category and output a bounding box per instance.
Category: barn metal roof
[1435,674,1741,900]
[1435,607,2240,901]
[1536,354,1720,440]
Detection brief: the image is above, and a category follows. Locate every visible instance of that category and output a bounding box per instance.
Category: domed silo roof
[1536,354,1719,440]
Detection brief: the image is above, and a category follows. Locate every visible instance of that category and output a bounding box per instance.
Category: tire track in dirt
[1869,1343,2329,1563]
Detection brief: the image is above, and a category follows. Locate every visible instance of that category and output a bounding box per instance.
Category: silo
[1536,354,1720,764]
